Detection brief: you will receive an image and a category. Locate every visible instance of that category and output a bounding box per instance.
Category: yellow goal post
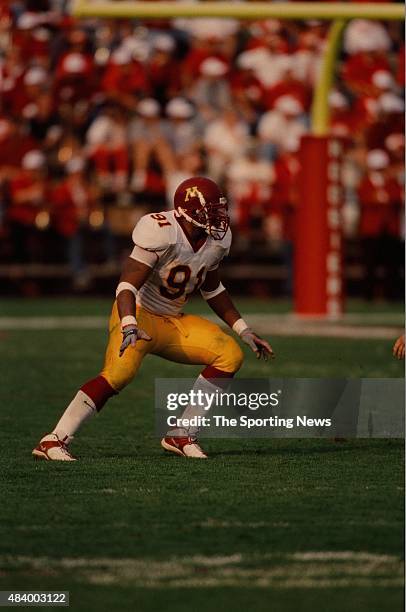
[72,2,404,135]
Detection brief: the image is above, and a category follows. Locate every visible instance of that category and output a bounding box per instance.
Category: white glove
[240,328,275,361]
[119,325,152,357]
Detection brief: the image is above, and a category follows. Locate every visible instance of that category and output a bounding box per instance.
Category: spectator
[357,149,403,300]
[7,150,48,262]
[329,90,354,138]
[54,28,95,105]
[101,46,148,110]
[257,95,307,159]
[163,97,199,156]
[26,91,59,142]
[342,20,392,97]
[51,157,112,285]
[343,19,392,57]
[16,67,48,118]
[290,26,324,86]
[232,52,266,112]
[0,117,36,179]
[177,18,238,87]
[235,46,290,92]
[204,108,249,183]
[264,62,312,112]
[148,33,180,103]
[366,93,405,153]
[86,103,129,192]
[227,140,274,238]
[188,57,231,120]
[129,98,175,197]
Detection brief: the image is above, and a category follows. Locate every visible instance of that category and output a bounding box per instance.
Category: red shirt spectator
[55,51,95,104]
[147,34,180,99]
[357,150,403,238]
[51,159,94,237]
[8,151,48,226]
[264,71,312,112]
[0,119,36,176]
[227,151,274,234]
[101,48,148,108]
[181,37,229,87]
[271,150,300,241]
[341,51,391,96]
[230,65,266,110]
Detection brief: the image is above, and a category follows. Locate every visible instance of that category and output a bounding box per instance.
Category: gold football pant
[100,302,244,392]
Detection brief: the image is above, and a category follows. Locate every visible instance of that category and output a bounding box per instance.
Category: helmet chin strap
[177,207,210,234]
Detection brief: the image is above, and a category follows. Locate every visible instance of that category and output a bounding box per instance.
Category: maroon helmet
[174,176,229,240]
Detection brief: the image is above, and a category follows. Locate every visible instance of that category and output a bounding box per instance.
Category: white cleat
[32,433,77,461]
[161,435,208,459]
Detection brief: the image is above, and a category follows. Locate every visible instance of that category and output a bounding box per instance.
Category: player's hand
[119,325,152,357]
[392,334,405,360]
[240,329,275,361]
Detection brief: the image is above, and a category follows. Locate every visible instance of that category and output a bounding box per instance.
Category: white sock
[53,390,96,443]
[168,375,224,438]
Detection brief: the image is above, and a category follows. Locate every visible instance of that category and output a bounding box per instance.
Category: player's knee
[214,335,244,373]
[101,367,134,393]
[229,339,244,372]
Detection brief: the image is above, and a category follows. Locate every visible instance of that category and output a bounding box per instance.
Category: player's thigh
[155,314,244,373]
[100,303,153,391]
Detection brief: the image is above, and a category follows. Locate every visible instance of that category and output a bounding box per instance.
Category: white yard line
[0,316,106,330]
[2,552,402,589]
[0,314,402,339]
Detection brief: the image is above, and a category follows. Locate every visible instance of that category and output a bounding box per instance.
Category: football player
[33,177,274,461]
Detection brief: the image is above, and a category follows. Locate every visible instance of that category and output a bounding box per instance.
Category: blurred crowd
[0,0,404,297]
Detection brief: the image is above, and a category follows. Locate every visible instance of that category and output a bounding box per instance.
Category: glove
[119,325,152,357]
[240,328,275,361]
[393,334,405,360]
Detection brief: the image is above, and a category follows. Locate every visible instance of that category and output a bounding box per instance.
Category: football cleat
[174,176,229,240]
[161,436,208,459]
[32,433,77,461]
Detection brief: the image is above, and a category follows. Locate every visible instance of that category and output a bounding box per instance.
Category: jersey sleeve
[131,213,175,253]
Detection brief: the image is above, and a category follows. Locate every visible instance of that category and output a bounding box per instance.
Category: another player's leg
[155,314,244,458]
[32,304,153,461]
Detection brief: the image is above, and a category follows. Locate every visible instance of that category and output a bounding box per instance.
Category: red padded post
[294,135,344,318]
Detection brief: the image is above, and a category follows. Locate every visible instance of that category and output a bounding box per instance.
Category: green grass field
[0,298,404,612]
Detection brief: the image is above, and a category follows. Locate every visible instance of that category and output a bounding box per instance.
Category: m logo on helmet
[184,186,201,202]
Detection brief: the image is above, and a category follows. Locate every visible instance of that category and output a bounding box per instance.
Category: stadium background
[0,2,404,612]
[0,0,404,301]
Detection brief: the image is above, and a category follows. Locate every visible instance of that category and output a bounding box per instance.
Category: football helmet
[174,176,229,240]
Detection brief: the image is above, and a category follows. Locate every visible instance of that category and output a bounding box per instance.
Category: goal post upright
[295,19,348,319]
[72,1,404,318]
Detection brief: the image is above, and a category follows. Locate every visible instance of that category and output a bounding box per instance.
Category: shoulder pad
[132,212,176,252]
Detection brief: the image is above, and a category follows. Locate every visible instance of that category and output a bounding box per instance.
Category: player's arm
[200,268,274,361]
[117,212,173,356]
[116,250,156,357]
[393,334,405,360]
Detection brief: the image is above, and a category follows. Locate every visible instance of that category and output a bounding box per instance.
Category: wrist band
[121,315,137,330]
[116,282,138,299]
[232,318,249,336]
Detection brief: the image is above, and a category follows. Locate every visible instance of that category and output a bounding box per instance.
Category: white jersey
[130,210,231,316]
